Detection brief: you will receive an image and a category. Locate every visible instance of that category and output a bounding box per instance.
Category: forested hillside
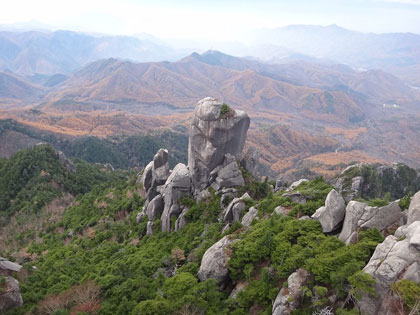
[1,144,419,315]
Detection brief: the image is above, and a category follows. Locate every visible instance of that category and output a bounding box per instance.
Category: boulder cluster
[134,97,419,314]
[0,257,23,311]
[136,97,255,233]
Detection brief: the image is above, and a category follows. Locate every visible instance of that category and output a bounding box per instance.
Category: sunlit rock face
[188,97,250,190]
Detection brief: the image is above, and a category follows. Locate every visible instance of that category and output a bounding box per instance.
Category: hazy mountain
[251,25,420,83]
[0,71,44,104]
[0,30,181,76]
[36,50,419,123]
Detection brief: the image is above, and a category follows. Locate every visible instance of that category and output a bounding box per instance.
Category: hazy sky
[1,0,420,39]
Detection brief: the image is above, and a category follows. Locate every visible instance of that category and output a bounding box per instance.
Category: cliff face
[138,97,250,232]
[188,97,250,190]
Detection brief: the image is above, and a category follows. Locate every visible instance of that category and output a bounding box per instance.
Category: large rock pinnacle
[188,97,250,190]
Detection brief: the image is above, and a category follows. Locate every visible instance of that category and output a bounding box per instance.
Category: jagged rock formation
[272,269,309,315]
[312,189,345,233]
[339,200,403,244]
[223,193,251,224]
[56,150,76,173]
[287,179,309,191]
[240,147,260,177]
[197,235,237,285]
[334,163,420,202]
[188,97,250,190]
[136,97,251,233]
[160,163,192,232]
[407,190,420,225]
[0,257,23,311]
[359,220,420,315]
[241,206,258,227]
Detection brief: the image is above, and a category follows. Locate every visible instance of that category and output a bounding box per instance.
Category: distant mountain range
[0,30,181,76]
[250,25,420,83]
[0,25,419,178]
[0,25,419,86]
[4,50,408,125]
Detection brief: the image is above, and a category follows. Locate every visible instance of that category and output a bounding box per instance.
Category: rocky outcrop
[334,163,420,202]
[311,189,345,233]
[188,97,250,190]
[136,98,252,233]
[211,153,245,191]
[56,150,76,173]
[240,147,259,177]
[0,257,22,275]
[143,149,170,202]
[287,179,308,191]
[241,206,258,227]
[0,257,23,311]
[339,201,403,243]
[359,221,420,315]
[282,192,306,204]
[223,193,251,224]
[407,190,420,225]
[197,235,236,285]
[273,206,286,216]
[0,277,23,311]
[161,163,192,232]
[146,194,164,221]
[272,269,309,315]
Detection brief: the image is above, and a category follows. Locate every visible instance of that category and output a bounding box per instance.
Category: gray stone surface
[175,207,188,231]
[215,158,245,189]
[152,149,170,186]
[56,150,76,173]
[311,189,345,233]
[0,257,22,274]
[359,221,420,315]
[338,201,366,242]
[188,97,250,190]
[146,194,164,221]
[197,235,236,285]
[140,161,153,191]
[240,147,259,177]
[339,201,403,243]
[359,201,402,231]
[407,190,420,225]
[272,269,309,315]
[136,211,146,223]
[282,192,306,204]
[273,206,286,216]
[161,163,192,232]
[146,221,153,235]
[0,277,23,311]
[223,193,251,223]
[241,206,258,227]
[287,179,308,191]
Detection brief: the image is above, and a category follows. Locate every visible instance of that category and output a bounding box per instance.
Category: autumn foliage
[38,280,100,315]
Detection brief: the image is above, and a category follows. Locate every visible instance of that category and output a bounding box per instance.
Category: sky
[1,0,420,40]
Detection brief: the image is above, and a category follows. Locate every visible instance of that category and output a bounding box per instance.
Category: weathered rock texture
[0,257,23,311]
[223,193,251,224]
[334,163,420,202]
[272,269,309,315]
[197,235,236,285]
[339,201,403,243]
[0,277,24,311]
[359,220,420,315]
[311,189,345,233]
[407,190,420,225]
[241,206,258,227]
[161,163,192,232]
[136,97,252,233]
[188,97,250,190]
